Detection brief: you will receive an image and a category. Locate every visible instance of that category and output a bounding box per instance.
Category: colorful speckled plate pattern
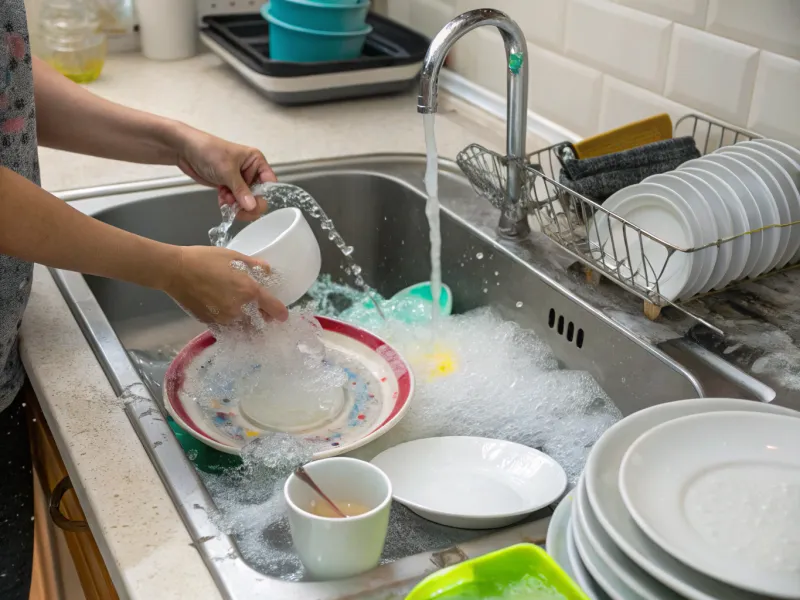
[164,316,414,458]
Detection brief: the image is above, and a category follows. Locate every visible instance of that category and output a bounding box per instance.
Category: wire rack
[456,114,800,333]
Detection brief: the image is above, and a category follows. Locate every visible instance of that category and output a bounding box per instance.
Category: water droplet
[515,301,523,308]
[483,288,488,293]
[476,252,484,260]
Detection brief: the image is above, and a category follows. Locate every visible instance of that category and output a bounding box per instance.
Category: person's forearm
[32,57,187,164]
[0,167,180,289]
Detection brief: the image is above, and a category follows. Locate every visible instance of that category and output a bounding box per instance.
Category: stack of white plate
[589,139,800,303]
[546,398,800,600]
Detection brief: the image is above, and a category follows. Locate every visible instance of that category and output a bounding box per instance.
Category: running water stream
[423,114,443,326]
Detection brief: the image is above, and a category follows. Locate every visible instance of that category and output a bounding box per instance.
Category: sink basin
[53,155,764,599]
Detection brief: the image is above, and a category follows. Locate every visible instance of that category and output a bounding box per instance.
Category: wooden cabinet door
[26,384,120,600]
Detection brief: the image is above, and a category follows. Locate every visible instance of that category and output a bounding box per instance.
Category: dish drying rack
[457,114,799,335]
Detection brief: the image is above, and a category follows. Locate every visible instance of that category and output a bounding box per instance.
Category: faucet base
[497,214,531,240]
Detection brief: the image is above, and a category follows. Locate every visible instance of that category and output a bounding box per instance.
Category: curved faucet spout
[418,9,531,238]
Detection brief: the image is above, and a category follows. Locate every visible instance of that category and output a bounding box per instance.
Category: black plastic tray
[201,12,429,78]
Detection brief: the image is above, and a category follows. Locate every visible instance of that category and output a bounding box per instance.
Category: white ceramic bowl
[371,436,567,529]
[227,207,321,306]
[284,457,392,580]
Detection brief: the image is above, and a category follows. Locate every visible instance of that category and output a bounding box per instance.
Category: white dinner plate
[371,436,567,529]
[742,140,800,191]
[679,158,764,279]
[755,139,800,172]
[620,411,800,599]
[642,173,719,299]
[701,154,781,276]
[669,170,734,291]
[716,146,798,268]
[547,491,577,581]
[574,477,683,600]
[680,166,751,283]
[572,501,638,600]
[734,142,800,267]
[584,398,800,600]
[568,511,610,600]
[744,140,800,264]
[588,188,697,302]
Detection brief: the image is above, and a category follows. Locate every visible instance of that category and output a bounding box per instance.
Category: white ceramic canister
[135,0,197,60]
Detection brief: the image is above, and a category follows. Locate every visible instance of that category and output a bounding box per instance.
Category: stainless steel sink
[53,155,768,599]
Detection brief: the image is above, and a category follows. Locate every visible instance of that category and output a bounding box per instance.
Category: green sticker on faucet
[508,52,523,74]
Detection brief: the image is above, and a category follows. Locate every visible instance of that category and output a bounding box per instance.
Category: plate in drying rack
[163,316,414,458]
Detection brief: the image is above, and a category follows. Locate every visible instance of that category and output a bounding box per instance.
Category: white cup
[227,207,322,306]
[284,458,392,580]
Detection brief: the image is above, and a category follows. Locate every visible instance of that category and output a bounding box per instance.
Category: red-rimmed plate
[164,316,414,458]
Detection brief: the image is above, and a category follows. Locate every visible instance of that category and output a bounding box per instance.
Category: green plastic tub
[405,544,588,600]
[167,416,242,474]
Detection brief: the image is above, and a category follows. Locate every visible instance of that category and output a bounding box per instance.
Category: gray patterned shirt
[0,1,39,412]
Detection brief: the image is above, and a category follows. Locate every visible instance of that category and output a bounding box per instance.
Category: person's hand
[175,126,277,222]
[163,246,289,324]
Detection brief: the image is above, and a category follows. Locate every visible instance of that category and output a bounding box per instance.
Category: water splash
[211,183,384,318]
[208,202,240,248]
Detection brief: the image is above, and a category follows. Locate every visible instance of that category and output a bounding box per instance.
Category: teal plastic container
[266,0,370,32]
[264,10,372,62]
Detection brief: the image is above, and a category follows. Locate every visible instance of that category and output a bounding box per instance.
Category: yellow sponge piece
[573,113,673,159]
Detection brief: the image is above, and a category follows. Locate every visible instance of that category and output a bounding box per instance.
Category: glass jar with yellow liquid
[39,0,107,83]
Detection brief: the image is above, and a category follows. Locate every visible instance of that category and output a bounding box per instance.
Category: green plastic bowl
[167,416,242,474]
[405,544,589,600]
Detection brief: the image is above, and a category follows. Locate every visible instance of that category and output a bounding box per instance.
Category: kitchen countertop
[21,52,550,600]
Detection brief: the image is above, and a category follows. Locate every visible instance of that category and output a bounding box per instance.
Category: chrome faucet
[418,9,531,239]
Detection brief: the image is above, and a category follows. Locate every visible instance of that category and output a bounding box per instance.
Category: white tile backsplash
[408,0,457,40]
[599,75,693,132]
[706,0,800,61]
[400,0,800,144]
[615,0,709,28]
[527,43,603,136]
[494,0,568,52]
[565,0,672,93]
[748,52,800,147]
[453,28,509,96]
[665,24,759,126]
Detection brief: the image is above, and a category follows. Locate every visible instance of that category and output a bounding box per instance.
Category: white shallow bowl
[227,206,322,306]
[585,398,800,600]
[588,184,699,303]
[620,411,800,599]
[371,436,567,529]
